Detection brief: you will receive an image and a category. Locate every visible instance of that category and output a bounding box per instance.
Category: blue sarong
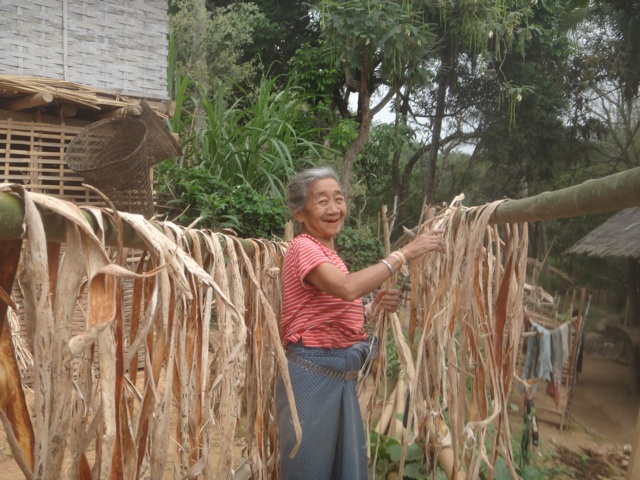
[276,337,377,480]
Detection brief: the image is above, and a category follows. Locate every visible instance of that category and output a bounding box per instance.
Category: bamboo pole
[0,191,255,254]
[489,166,640,224]
[4,92,53,111]
[394,166,640,249]
[97,104,143,119]
[628,405,640,480]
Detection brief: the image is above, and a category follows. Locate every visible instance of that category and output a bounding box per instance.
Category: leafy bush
[370,432,432,480]
[155,162,287,239]
[334,225,384,272]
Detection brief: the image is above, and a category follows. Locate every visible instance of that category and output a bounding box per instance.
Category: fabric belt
[285,350,360,381]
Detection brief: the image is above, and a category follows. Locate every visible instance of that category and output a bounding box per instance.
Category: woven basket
[94,183,154,218]
[65,117,147,185]
[65,117,154,217]
[138,100,182,165]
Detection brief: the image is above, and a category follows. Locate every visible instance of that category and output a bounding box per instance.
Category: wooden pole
[96,104,143,119]
[490,166,640,224]
[58,104,77,118]
[0,191,255,254]
[4,92,54,111]
[628,406,640,480]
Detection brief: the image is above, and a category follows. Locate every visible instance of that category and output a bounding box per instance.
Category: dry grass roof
[565,206,640,259]
[0,75,172,121]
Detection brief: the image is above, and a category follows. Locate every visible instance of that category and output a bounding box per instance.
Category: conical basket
[65,117,154,217]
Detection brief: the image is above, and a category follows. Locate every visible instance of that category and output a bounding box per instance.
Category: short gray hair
[287,166,341,213]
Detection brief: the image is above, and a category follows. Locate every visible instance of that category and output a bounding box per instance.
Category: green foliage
[334,225,383,272]
[327,119,360,155]
[384,329,401,379]
[321,0,435,84]
[224,0,323,82]
[158,67,336,237]
[169,0,262,88]
[369,432,431,479]
[289,42,340,103]
[167,69,331,193]
[155,162,287,239]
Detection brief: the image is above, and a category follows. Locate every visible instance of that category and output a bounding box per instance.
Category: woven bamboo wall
[0,0,169,100]
[0,110,104,205]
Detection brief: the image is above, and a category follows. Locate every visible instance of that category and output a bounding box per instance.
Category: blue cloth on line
[276,337,377,480]
[521,321,553,394]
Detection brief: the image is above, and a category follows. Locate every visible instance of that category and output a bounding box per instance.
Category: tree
[591,0,640,100]
[319,0,435,196]
[169,0,264,88]
[318,0,538,219]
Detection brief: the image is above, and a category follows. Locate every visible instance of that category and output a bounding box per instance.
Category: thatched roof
[565,206,640,258]
[0,75,173,121]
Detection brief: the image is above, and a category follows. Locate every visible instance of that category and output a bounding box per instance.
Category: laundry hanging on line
[521,318,573,407]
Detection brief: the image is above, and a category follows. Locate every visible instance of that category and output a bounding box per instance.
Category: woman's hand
[400,228,445,261]
[371,289,401,313]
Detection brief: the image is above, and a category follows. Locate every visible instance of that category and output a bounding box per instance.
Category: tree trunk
[392,86,412,225]
[341,50,372,198]
[425,59,449,204]
[627,258,640,327]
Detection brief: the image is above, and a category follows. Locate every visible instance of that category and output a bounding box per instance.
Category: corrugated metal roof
[565,207,640,259]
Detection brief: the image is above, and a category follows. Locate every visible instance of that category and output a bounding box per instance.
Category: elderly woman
[276,166,444,480]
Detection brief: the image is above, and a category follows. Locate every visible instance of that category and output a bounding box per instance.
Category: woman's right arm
[304,229,445,302]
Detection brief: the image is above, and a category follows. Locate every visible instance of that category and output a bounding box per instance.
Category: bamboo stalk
[426,418,465,480]
[0,191,255,254]
[390,369,406,440]
[374,383,398,435]
[395,167,640,251]
[97,104,143,119]
[4,92,53,111]
[490,166,640,224]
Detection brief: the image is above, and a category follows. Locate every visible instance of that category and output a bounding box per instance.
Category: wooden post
[4,92,54,111]
[58,104,77,118]
[0,191,256,255]
[627,258,639,327]
[96,104,143,119]
[627,405,640,480]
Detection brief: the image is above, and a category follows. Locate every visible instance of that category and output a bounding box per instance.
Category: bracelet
[396,250,408,264]
[380,259,394,276]
[390,250,407,266]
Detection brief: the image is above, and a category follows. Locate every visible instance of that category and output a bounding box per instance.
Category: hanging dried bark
[0,183,528,480]
[0,183,289,479]
[365,196,528,480]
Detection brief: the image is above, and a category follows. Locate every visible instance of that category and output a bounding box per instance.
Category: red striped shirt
[280,234,367,348]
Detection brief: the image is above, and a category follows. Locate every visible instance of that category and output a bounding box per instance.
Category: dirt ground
[516,353,638,479]
[0,349,637,479]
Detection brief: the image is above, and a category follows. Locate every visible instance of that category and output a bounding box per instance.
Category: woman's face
[294,177,347,248]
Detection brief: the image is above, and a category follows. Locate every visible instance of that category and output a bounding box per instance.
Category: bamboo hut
[0,0,178,211]
[1,0,170,100]
[565,207,640,480]
[565,206,640,327]
[1,0,181,389]
[566,207,640,391]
